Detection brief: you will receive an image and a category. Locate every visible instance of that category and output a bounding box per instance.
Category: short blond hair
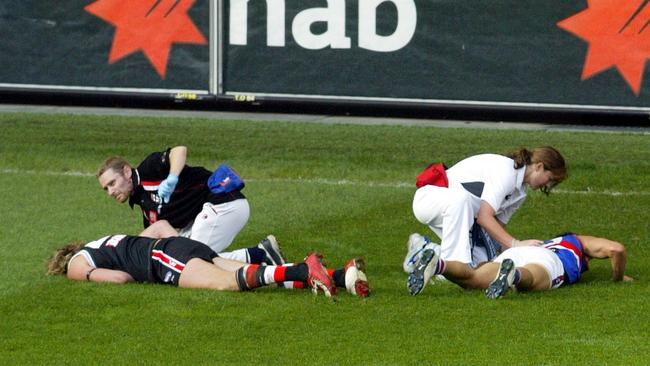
[96,156,131,179]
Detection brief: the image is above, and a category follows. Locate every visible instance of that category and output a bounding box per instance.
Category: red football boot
[305,253,336,298]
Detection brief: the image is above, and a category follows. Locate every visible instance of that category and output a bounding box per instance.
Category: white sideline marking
[0,169,94,177]
[2,168,649,197]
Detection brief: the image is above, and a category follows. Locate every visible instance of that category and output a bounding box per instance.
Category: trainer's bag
[208,164,245,194]
[415,162,449,188]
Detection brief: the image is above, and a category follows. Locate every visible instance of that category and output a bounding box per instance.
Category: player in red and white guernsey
[47,234,370,298]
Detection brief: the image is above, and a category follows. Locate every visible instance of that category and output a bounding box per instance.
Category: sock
[247,247,266,264]
[513,269,521,286]
[235,264,263,291]
[281,281,306,289]
[328,268,345,288]
[218,248,249,263]
[274,263,305,289]
[282,263,308,282]
[235,264,308,291]
[220,248,266,264]
[436,258,446,275]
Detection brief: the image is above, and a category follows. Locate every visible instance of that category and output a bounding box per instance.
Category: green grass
[0,112,649,365]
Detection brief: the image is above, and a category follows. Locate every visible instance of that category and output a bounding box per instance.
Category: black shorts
[150,237,219,286]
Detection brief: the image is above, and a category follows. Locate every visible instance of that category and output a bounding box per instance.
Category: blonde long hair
[46,242,85,275]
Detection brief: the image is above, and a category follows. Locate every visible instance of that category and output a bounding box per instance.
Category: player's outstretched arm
[67,255,135,284]
[578,235,631,282]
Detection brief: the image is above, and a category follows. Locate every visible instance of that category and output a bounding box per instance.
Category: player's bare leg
[517,264,552,291]
[212,256,247,271]
[179,258,240,290]
[437,260,501,289]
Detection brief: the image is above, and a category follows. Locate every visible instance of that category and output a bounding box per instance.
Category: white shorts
[494,246,565,289]
[178,199,250,253]
[412,185,480,265]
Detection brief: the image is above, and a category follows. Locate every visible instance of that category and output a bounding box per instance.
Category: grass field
[0,111,649,365]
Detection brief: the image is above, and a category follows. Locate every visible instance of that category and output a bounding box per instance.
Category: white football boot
[485,259,516,300]
[407,245,442,296]
[403,233,438,273]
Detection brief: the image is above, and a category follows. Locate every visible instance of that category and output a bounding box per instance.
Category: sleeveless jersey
[542,233,589,284]
[75,235,157,282]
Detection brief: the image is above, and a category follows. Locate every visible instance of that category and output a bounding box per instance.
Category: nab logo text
[229,0,417,52]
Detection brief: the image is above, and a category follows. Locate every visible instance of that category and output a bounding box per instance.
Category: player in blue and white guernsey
[406,233,633,298]
[408,146,567,296]
[96,146,253,262]
[485,232,633,298]
[46,233,371,298]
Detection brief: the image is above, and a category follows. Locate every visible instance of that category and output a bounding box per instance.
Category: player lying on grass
[141,219,369,297]
[405,233,632,298]
[47,231,369,298]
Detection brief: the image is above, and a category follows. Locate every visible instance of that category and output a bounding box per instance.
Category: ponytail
[507,148,532,169]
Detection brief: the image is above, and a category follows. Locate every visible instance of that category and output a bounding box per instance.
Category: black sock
[247,247,266,264]
[283,263,308,282]
[332,269,345,288]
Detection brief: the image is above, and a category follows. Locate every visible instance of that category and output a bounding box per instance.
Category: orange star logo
[85,0,207,78]
[558,0,650,95]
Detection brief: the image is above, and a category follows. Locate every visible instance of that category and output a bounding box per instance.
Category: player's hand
[158,174,178,203]
[511,239,543,247]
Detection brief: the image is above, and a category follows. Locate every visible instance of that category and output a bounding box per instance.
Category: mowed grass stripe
[2,168,650,197]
